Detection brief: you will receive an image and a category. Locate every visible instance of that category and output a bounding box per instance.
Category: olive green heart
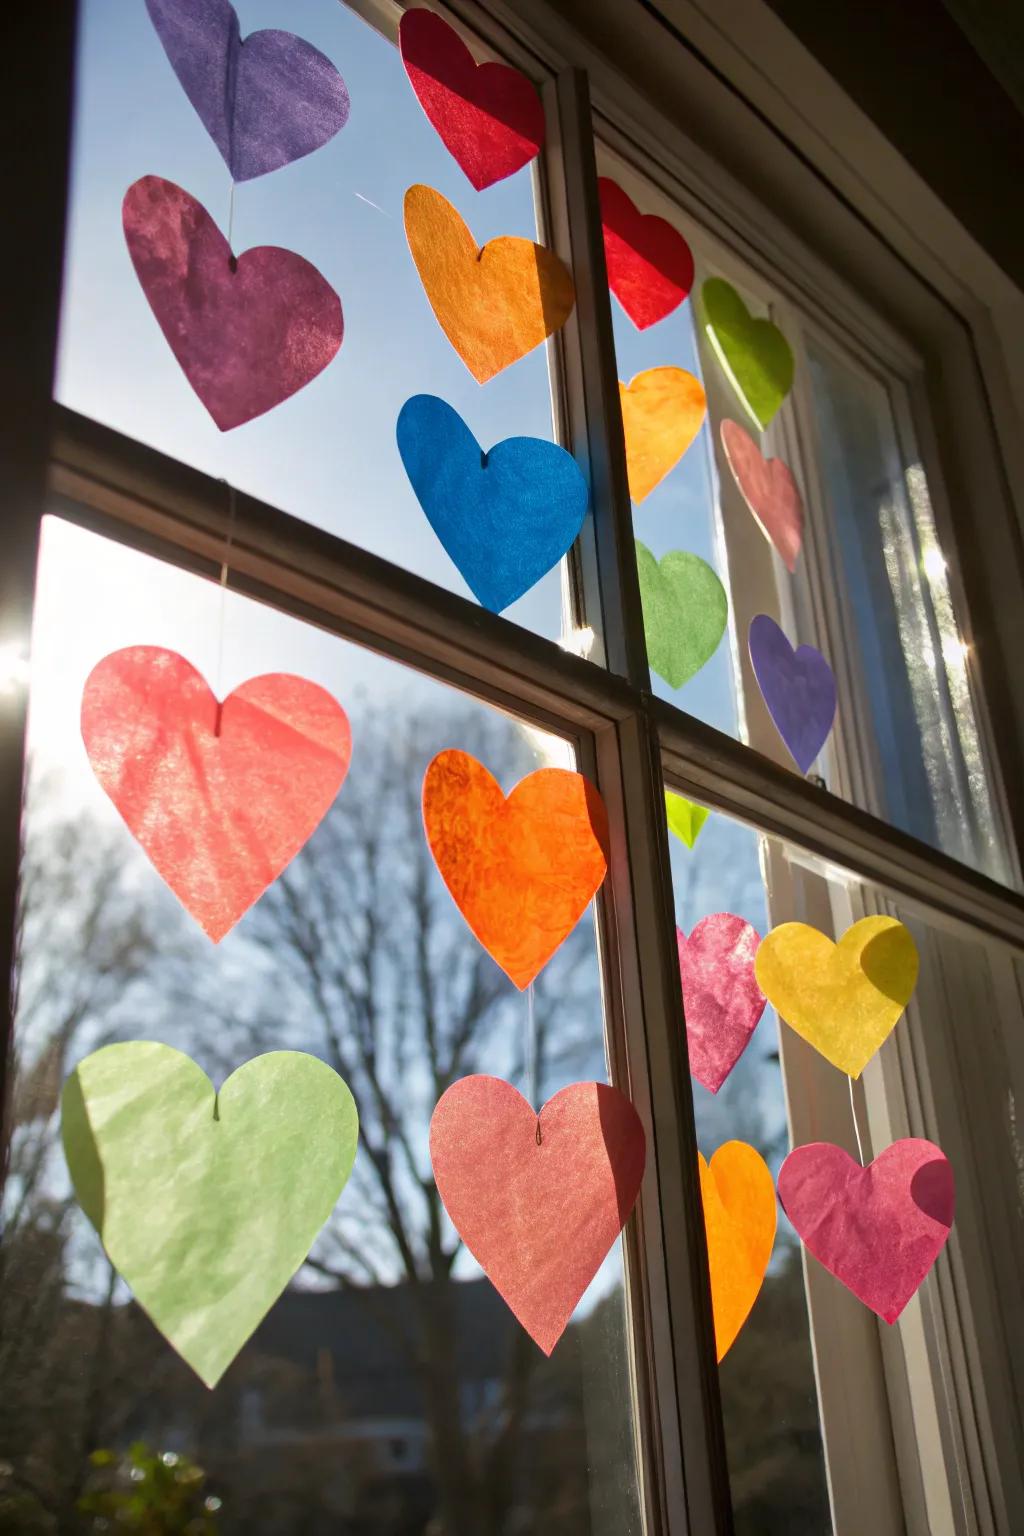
[62,1042,359,1388]
[665,790,710,849]
[701,278,794,430]
[636,540,728,690]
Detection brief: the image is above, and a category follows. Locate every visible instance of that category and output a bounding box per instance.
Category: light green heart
[62,1042,358,1389]
[635,540,728,690]
[702,278,794,430]
[665,790,710,849]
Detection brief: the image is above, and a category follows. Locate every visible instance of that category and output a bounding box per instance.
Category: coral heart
[63,1042,358,1387]
[81,646,352,942]
[748,614,836,774]
[702,278,794,431]
[778,1139,954,1322]
[430,1075,646,1353]
[635,541,728,690]
[755,916,919,1077]
[404,184,575,384]
[145,0,350,182]
[422,750,609,990]
[598,177,694,330]
[679,916,765,1094]
[396,394,588,612]
[664,790,710,849]
[399,8,544,190]
[123,176,343,431]
[720,420,803,572]
[700,1141,776,1361]
[620,367,707,503]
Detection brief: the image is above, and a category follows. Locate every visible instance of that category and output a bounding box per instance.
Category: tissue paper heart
[598,177,694,330]
[423,750,609,989]
[399,8,544,190]
[430,1075,646,1353]
[755,915,919,1077]
[81,646,352,942]
[123,176,343,430]
[635,541,728,689]
[404,184,575,383]
[396,394,588,612]
[145,0,350,182]
[62,1042,359,1387]
[778,1139,954,1322]
[702,278,794,430]
[748,614,836,774]
[664,790,710,849]
[700,1141,776,1360]
[679,916,765,1094]
[620,368,707,503]
[720,420,803,572]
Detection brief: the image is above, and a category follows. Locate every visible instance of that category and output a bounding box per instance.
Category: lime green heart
[62,1043,358,1388]
[636,540,728,690]
[702,278,794,430]
[665,790,710,849]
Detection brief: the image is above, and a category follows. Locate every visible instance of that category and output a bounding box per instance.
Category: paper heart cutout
[779,1139,954,1323]
[404,184,575,384]
[62,1042,358,1386]
[598,177,694,330]
[635,541,728,690]
[664,790,710,849]
[755,915,919,1077]
[430,1075,646,1353]
[396,394,588,612]
[123,176,343,431]
[422,750,609,990]
[145,0,350,183]
[720,420,803,572]
[81,646,352,942]
[748,614,836,774]
[702,278,794,431]
[700,1141,776,1361]
[679,916,765,1094]
[399,9,544,190]
[620,367,707,503]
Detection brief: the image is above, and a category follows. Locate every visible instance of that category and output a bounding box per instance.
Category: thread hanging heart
[700,1140,776,1360]
[679,915,765,1094]
[702,278,793,431]
[748,614,836,774]
[720,420,804,572]
[598,177,694,330]
[620,367,707,503]
[635,541,728,690]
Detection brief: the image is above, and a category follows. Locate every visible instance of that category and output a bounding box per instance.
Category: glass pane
[1,516,642,1535]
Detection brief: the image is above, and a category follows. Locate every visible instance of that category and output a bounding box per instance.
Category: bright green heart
[665,790,710,849]
[62,1043,358,1388]
[635,540,728,690]
[702,278,794,430]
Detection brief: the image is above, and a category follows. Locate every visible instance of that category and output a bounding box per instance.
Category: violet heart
[123,176,343,432]
[678,915,766,1094]
[145,0,350,183]
[748,614,836,774]
[720,419,803,572]
[778,1138,955,1323]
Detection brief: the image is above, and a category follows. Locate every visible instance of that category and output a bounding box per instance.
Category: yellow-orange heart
[619,366,707,503]
[755,915,919,1078]
[700,1141,776,1362]
[404,184,575,384]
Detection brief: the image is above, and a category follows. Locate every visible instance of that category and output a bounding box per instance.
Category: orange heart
[620,367,707,503]
[404,184,575,383]
[699,1141,776,1361]
[422,749,609,989]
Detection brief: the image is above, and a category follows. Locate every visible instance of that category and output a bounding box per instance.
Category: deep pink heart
[778,1139,955,1323]
[677,915,765,1094]
[720,419,803,572]
[123,175,343,431]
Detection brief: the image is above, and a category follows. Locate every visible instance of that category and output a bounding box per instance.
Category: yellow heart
[754,915,919,1078]
[619,367,707,503]
[700,1141,776,1362]
[404,184,576,384]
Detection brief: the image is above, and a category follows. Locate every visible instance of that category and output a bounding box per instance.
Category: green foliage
[76,1443,222,1534]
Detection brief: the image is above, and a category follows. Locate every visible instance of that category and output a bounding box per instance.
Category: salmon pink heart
[599,177,694,330]
[678,915,765,1094]
[430,1075,646,1353]
[720,420,804,573]
[81,646,352,942]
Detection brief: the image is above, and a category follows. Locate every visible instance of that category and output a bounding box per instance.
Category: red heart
[430,1075,646,1353]
[720,420,804,572]
[599,177,694,330]
[81,647,352,942]
[399,9,545,191]
[678,914,765,1094]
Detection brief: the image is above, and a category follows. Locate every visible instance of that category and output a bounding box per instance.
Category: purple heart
[123,176,343,431]
[145,0,350,183]
[748,614,836,774]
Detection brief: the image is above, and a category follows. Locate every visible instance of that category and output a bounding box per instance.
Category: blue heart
[396,396,589,613]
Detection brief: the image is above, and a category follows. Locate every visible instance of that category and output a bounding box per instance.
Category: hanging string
[848,1073,865,1166]
[227,180,237,270]
[212,483,238,734]
[525,982,540,1142]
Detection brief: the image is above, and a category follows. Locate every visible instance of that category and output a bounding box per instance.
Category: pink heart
[720,419,803,572]
[123,175,343,431]
[677,915,765,1094]
[778,1139,955,1323]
